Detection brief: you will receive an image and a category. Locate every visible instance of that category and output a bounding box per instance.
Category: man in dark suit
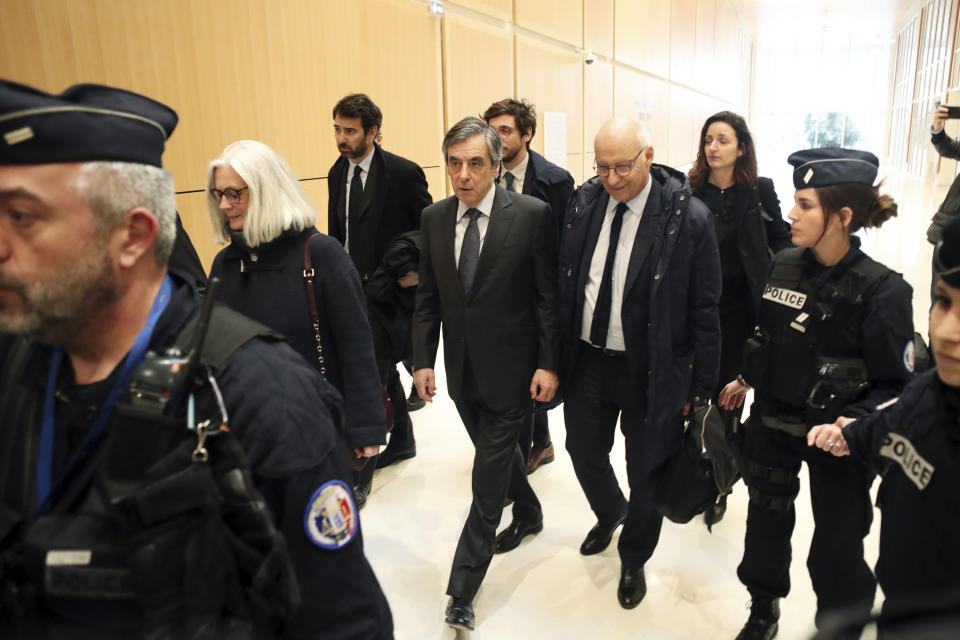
[327,94,432,498]
[559,118,721,610]
[483,97,574,474]
[412,116,560,631]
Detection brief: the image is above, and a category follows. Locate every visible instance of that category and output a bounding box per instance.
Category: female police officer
[719,148,915,639]
[809,213,960,634]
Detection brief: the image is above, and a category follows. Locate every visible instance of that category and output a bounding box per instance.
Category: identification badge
[304,480,358,549]
[879,432,934,491]
[763,284,807,310]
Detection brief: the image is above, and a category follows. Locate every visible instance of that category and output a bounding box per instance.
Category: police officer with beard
[719,148,915,639]
[809,213,960,636]
[0,80,392,639]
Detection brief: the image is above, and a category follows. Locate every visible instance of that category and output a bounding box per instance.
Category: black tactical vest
[746,247,892,433]
[0,307,299,638]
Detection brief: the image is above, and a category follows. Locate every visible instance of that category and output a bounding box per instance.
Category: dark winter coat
[210,227,386,448]
[559,165,722,470]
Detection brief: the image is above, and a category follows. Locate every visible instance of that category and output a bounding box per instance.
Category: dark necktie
[458,208,482,293]
[348,164,363,223]
[589,201,629,348]
[504,172,515,192]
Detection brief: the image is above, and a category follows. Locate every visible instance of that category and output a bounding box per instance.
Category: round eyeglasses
[594,147,646,177]
[211,187,248,204]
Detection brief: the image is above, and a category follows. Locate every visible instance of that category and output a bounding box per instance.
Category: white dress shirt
[454,184,496,265]
[580,179,653,351]
[344,146,375,253]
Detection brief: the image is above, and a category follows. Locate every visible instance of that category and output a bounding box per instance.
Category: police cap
[936,214,960,288]
[0,79,177,168]
[787,147,879,190]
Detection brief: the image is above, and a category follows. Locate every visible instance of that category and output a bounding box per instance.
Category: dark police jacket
[210,227,386,449]
[0,273,393,639]
[843,369,960,609]
[559,165,722,471]
[748,240,914,434]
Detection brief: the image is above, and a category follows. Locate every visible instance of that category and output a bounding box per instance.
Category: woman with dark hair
[719,148,915,640]
[688,111,792,527]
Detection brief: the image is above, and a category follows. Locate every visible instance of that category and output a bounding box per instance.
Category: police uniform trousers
[446,357,541,602]
[738,412,876,625]
[563,343,662,568]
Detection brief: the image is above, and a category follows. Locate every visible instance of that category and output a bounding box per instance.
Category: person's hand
[718,379,749,409]
[397,270,419,288]
[807,420,851,457]
[934,103,950,134]
[529,369,559,402]
[353,445,381,458]
[682,402,705,416]
[413,368,436,403]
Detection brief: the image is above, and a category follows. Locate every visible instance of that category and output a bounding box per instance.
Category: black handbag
[654,405,740,524]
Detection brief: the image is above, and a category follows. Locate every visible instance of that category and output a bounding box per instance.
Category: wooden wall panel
[668,85,699,169]
[615,0,671,78]
[443,14,514,128]
[670,0,698,87]
[584,0,614,58]
[613,68,671,165]
[715,0,740,104]
[695,0,718,96]
[516,35,584,170]
[0,0,443,257]
[584,59,614,173]
[516,0,582,47]
[450,0,512,21]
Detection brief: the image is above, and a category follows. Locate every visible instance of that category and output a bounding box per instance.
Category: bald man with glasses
[557,117,721,610]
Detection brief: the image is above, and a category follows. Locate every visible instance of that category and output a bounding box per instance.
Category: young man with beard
[0,80,392,639]
[327,94,432,496]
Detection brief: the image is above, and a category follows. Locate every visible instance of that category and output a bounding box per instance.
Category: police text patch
[763,285,807,310]
[304,480,358,549]
[879,432,934,491]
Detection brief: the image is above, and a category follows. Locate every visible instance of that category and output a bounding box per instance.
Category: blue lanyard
[36,275,173,514]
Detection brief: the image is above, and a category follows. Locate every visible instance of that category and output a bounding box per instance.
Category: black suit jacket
[327,144,432,281]
[412,187,561,412]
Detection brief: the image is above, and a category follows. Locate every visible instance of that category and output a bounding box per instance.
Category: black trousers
[446,361,541,602]
[563,343,662,568]
[738,413,876,625]
[516,411,551,464]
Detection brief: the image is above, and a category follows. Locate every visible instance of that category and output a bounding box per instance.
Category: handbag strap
[303,233,326,378]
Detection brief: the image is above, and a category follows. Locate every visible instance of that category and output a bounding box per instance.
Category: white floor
[358,168,943,640]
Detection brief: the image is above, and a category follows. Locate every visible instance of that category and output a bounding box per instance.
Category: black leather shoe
[704,492,728,532]
[353,482,371,510]
[407,384,426,411]
[579,514,626,555]
[735,598,780,640]
[617,565,646,609]
[494,518,543,553]
[445,597,475,631]
[375,442,416,469]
